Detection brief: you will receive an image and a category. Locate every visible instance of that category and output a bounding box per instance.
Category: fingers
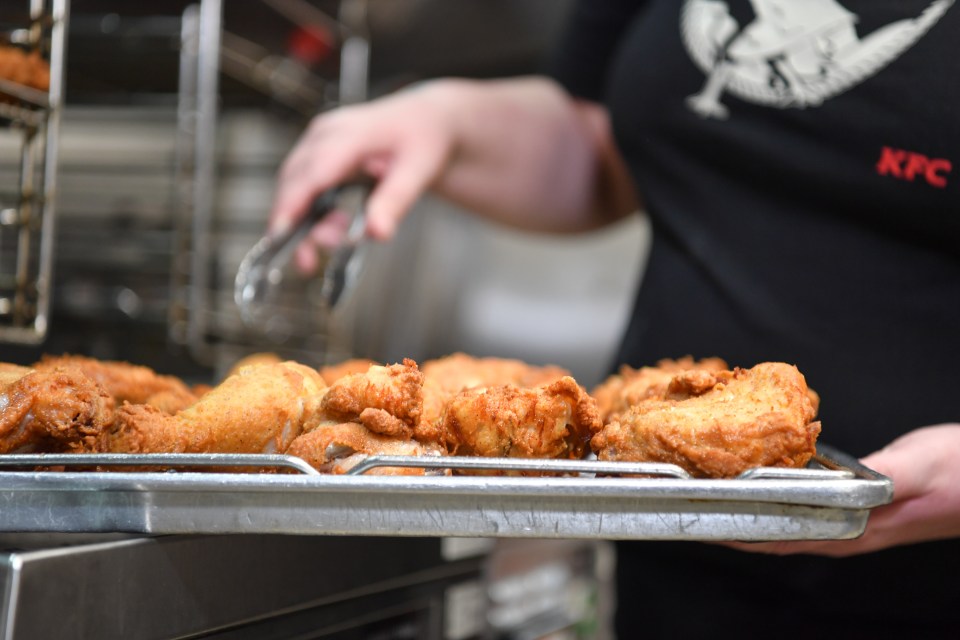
[720,426,960,557]
[269,122,367,237]
[292,209,353,275]
[269,99,452,244]
[715,518,892,556]
[365,141,450,240]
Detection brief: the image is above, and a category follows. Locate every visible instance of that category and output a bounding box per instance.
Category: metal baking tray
[0,444,892,541]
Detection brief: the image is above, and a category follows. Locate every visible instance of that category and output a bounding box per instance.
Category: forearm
[430,76,638,232]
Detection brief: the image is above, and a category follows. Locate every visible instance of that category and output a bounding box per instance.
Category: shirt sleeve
[547,0,649,101]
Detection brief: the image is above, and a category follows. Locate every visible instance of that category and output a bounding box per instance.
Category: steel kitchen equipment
[0,444,892,541]
[0,0,68,344]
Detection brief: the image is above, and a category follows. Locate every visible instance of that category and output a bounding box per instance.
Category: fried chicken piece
[420,353,572,446]
[422,352,570,393]
[421,377,452,439]
[99,361,326,455]
[34,354,199,414]
[591,356,729,423]
[319,359,380,385]
[0,363,32,378]
[191,383,214,398]
[0,366,115,453]
[317,359,425,441]
[591,362,821,478]
[441,376,602,474]
[0,45,51,93]
[286,421,445,475]
[225,352,282,378]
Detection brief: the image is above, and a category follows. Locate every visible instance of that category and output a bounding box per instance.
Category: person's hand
[268,76,638,274]
[270,82,459,273]
[720,423,960,557]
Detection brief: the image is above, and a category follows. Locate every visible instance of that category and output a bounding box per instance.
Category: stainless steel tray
[0,444,892,541]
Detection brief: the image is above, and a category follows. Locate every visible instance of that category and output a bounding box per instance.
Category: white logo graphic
[682,0,954,119]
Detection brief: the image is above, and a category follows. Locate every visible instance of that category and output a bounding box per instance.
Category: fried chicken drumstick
[591,362,821,478]
[99,361,326,454]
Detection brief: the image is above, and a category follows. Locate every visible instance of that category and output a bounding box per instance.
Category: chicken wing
[591,362,821,478]
[34,354,199,414]
[0,366,115,453]
[99,361,326,455]
[441,376,602,474]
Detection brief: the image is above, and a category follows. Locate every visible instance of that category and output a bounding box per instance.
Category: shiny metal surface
[0,0,69,344]
[0,533,470,640]
[0,445,892,541]
[234,181,368,330]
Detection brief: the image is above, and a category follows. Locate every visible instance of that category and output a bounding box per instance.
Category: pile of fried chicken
[0,352,821,478]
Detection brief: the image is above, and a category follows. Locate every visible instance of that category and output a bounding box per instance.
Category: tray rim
[0,443,893,511]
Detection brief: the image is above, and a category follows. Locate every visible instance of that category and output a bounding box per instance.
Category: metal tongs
[234,181,370,328]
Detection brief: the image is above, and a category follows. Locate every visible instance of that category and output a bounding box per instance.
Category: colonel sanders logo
[682,0,954,119]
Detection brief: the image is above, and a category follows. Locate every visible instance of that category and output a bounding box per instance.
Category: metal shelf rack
[0,0,68,343]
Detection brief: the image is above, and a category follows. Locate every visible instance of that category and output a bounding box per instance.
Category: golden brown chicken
[591,356,729,423]
[286,421,445,475]
[0,45,50,93]
[224,352,283,378]
[0,366,115,453]
[591,362,821,478]
[319,358,380,385]
[441,376,602,474]
[34,354,199,414]
[317,359,425,441]
[422,352,570,394]
[420,352,572,444]
[99,361,326,455]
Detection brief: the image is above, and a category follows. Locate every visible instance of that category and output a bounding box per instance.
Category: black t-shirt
[550,1,960,636]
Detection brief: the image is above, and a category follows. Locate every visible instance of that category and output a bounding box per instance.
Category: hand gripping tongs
[234,181,370,329]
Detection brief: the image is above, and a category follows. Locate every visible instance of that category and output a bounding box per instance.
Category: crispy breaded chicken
[99,361,326,454]
[422,352,570,394]
[0,45,50,92]
[420,353,572,447]
[591,356,729,423]
[34,354,199,414]
[286,421,444,475]
[0,366,114,453]
[441,376,602,474]
[319,358,380,385]
[591,362,821,478]
[317,359,424,441]
[225,352,282,379]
